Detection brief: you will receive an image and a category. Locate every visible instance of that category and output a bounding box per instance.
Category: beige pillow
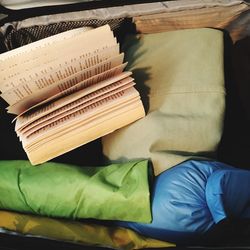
[102,28,225,175]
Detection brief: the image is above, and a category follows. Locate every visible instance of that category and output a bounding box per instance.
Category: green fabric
[102,28,225,175]
[0,160,151,222]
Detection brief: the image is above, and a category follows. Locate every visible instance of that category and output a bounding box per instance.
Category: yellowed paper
[26,101,144,165]
[0,44,120,91]
[0,25,114,73]
[8,63,127,115]
[0,27,87,62]
[0,24,145,166]
[25,98,141,152]
[17,78,134,134]
[1,52,124,105]
[22,87,140,147]
[19,82,135,138]
[15,71,132,130]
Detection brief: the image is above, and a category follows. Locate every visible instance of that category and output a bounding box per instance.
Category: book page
[19,82,135,137]
[24,97,142,152]
[25,101,145,165]
[0,44,119,91]
[16,76,133,132]
[1,51,124,105]
[8,63,128,115]
[0,27,88,62]
[0,25,114,73]
[15,71,132,129]
[21,87,140,147]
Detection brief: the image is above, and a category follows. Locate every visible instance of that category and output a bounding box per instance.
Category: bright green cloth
[102,28,225,175]
[0,160,151,222]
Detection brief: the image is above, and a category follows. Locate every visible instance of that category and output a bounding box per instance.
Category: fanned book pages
[0,25,145,165]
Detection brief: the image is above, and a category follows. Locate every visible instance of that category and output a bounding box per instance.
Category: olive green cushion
[0,210,173,249]
[102,28,225,175]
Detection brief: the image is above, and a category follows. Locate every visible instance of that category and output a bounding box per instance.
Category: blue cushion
[117,160,234,243]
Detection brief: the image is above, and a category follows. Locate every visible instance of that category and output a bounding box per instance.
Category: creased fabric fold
[0,160,151,223]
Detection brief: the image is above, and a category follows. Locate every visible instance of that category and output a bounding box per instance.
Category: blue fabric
[117,160,241,243]
[206,168,250,223]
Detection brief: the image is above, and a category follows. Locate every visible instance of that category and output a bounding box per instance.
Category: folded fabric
[0,210,173,250]
[117,160,250,243]
[0,160,151,223]
[102,28,225,175]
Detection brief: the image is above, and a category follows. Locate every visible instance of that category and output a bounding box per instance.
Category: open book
[0,25,145,165]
